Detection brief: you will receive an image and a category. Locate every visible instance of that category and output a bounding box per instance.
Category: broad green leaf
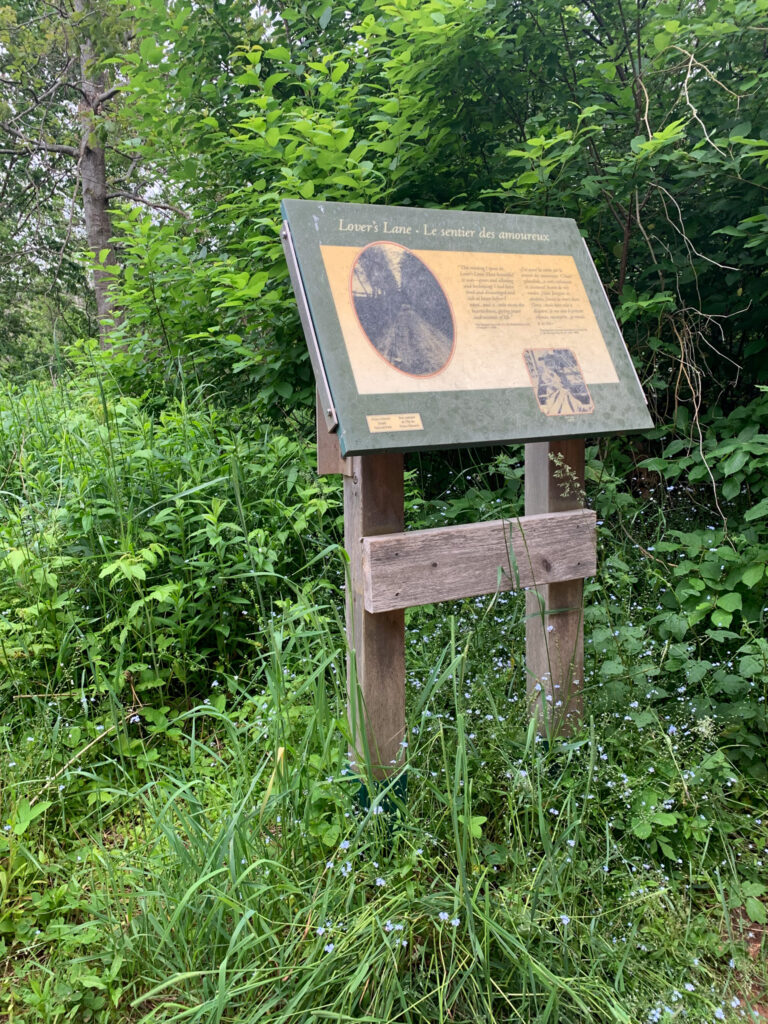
[651,812,678,826]
[742,881,767,899]
[721,449,748,475]
[742,564,764,587]
[710,609,732,629]
[653,32,670,51]
[745,896,767,925]
[745,498,768,521]
[13,798,52,836]
[716,592,742,613]
[139,37,164,64]
[6,548,25,572]
[458,814,487,839]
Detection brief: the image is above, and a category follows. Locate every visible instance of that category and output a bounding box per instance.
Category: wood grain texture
[344,453,405,779]
[361,509,595,613]
[524,439,585,737]
[316,390,350,476]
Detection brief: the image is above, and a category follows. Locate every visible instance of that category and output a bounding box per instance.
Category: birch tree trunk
[73,0,118,338]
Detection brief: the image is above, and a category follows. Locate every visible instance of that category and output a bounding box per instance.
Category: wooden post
[316,390,350,477]
[344,453,405,778]
[524,439,585,736]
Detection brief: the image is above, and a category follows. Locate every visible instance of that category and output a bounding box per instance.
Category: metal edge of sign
[280,221,339,432]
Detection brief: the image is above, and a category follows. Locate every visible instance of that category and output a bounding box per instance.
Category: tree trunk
[74,0,118,341]
[79,143,116,333]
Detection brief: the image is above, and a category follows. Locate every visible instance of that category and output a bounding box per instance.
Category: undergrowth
[1,365,767,1022]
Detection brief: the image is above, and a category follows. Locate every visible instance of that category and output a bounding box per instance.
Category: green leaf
[632,820,652,839]
[13,798,52,836]
[653,32,671,52]
[710,609,732,629]
[319,822,339,846]
[139,37,164,64]
[721,449,749,475]
[651,812,678,826]
[318,5,332,29]
[745,498,768,521]
[745,896,767,925]
[722,476,740,500]
[6,548,25,573]
[742,564,764,587]
[458,814,487,839]
[265,126,280,148]
[741,881,766,899]
[716,592,742,613]
[79,975,107,990]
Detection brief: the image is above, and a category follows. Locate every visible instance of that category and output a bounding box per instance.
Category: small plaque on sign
[366,413,424,433]
[281,200,652,455]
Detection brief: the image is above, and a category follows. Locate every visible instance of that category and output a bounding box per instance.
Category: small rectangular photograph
[524,348,595,416]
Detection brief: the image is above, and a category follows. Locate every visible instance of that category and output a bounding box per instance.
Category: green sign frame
[281,200,652,456]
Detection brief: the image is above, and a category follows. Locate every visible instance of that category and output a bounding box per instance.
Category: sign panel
[281,200,652,455]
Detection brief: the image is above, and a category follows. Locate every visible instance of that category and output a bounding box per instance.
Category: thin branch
[5,58,77,122]
[95,85,121,108]
[0,123,78,157]
[107,190,190,218]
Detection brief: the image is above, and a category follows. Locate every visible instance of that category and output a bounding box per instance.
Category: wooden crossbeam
[362,508,596,614]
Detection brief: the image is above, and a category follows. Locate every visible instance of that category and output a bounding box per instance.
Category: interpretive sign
[281,200,652,456]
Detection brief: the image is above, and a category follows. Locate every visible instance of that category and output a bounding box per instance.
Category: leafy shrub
[0,370,342,711]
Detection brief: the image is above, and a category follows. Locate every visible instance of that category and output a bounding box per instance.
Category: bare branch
[95,85,121,108]
[6,57,77,123]
[107,190,190,218]
[0,122,78,157]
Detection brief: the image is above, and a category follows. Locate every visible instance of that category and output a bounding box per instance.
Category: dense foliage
[1,0,767,1021]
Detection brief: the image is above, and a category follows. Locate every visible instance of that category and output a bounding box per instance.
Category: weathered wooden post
[344,451,405,777]
[525,439,585,736]
[282,200,651,779]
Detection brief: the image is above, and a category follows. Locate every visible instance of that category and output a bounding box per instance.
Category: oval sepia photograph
[351,242,455,377]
